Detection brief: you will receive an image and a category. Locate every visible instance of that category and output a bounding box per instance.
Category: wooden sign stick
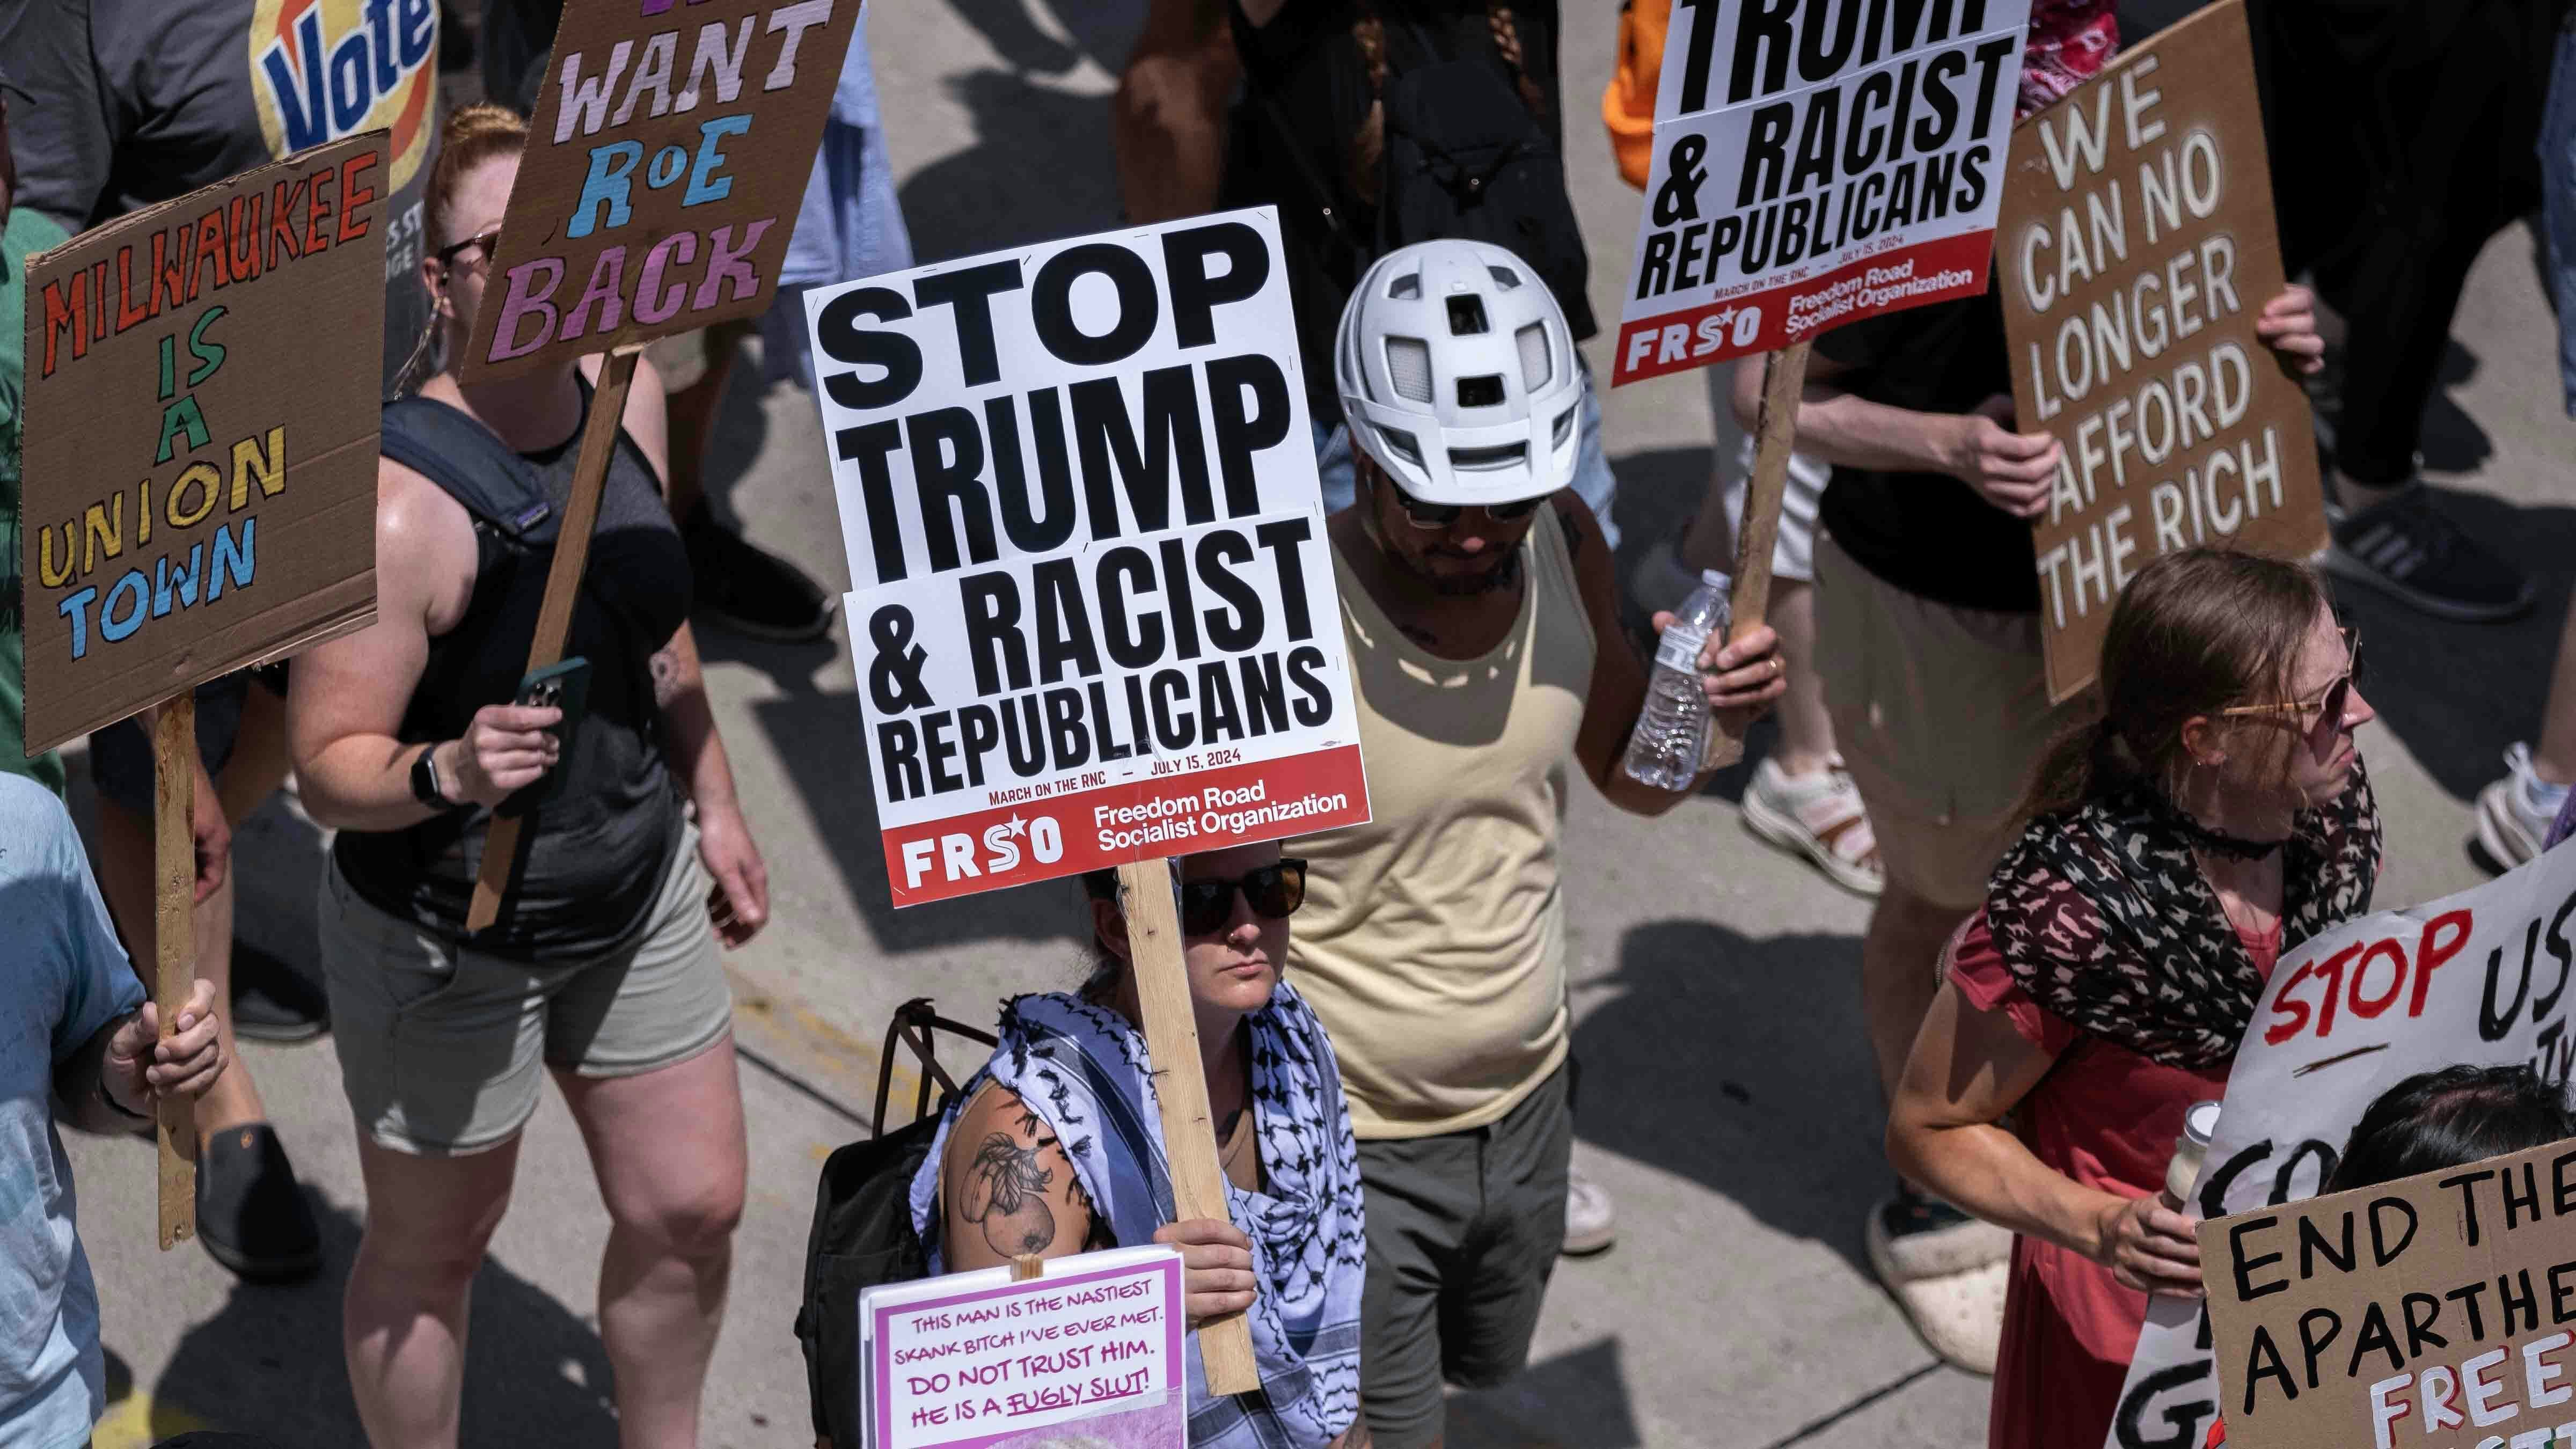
[1115,857,1262,1397]
[1704,338,1813,771]
[152,692,198,1248]
[465,344,645,933]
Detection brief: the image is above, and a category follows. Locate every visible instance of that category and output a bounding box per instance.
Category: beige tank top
[1287,508,1596,1139]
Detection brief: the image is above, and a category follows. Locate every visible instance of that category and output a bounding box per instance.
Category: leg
[1354,1134,1471,1449]
[343,1135,523,1449]
[1861,883,1973,1105]
[1766,580,1834,778]
[555,1038,748,1449]
[2535,601,2576,789]
[1439,1070,1570,1390]
[660,322,749,523]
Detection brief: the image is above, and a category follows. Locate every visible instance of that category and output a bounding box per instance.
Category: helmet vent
[1450,443,1528,472]
[1379,428,1425,465]
[1515,324,1550,390]
[1551,407,1577,447]
[1445,295,1489,335]
[1387,270,1423,301]
[1457,374,1506,408]
[1488,265,1524,290]
[1385,338,1434,403]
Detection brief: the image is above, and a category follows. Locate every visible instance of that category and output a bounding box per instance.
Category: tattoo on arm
[961,1123,1063,1257]
[1553,496,1587,558]
[649,647,680,708]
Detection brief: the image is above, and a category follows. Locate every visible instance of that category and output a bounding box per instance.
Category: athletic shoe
[2476,743,2570,872]
[195,1123,323,1283]
[683,503,838,642]
[1865,1188,2012,1376]
[2323,483,2533,623]
[1562,1168,1617,1256]
[228,941,328,1043]
[1743,757,1883,897]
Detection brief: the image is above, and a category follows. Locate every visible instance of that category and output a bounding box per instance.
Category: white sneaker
[1563,1170,1616,1257]
[2476,743,2568,871]
[1743,757,1884,897]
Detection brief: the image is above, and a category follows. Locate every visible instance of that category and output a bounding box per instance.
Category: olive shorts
[319,823,732,1157]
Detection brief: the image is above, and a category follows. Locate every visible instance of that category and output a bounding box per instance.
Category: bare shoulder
[941,1083,1095,1265]
[376,456,479,627]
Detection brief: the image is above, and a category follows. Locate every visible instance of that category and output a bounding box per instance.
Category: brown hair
[425,103,529,250]
[1349,4,1548,200]
[2020,547,2331,820]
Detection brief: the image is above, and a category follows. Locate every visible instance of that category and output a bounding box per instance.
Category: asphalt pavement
[64,2,2573,1445]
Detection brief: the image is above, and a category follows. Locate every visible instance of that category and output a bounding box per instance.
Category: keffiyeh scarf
[910,987,1366,1448]
[1985,764,2382,1070]
[2019,0,2119,120]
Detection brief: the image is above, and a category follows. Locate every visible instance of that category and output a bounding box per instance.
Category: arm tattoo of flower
[961,1121,1060,1256]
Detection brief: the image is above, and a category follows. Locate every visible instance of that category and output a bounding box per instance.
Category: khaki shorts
[1814,536,2089,910]
[319,824,733,1157]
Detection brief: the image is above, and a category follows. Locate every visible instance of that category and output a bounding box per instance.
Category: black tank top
[336,378,690,960]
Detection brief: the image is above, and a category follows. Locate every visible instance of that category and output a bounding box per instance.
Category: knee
[616,1179,744,1261]
[358,1209,505,1299]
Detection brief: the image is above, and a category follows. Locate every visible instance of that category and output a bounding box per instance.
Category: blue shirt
[0,775,143,1447]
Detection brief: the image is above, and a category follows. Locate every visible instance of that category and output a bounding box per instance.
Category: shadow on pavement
[2325,488,2576,807]
[897,71,1126,266]
[1572,920,1883,1281]
[145,1198,620,1447]
[1445,1337,1644,1449]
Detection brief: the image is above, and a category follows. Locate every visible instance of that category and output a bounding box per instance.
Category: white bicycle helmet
[1334,239,1584,508]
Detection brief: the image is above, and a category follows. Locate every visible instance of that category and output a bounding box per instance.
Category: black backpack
[795,1000,997,1449]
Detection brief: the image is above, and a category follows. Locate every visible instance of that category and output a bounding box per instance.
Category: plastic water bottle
[1622,570,1732,789]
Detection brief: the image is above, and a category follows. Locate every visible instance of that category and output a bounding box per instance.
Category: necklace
[2151,791,2289,861]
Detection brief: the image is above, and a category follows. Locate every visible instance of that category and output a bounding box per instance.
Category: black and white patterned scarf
[909,986,1366,1448]
[1985,763,2383,1070]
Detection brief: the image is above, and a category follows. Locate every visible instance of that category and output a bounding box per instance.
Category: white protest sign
[866,1248,1185,1449]
[2105,838,2576,1449]
[1613,0,2032,386]
[804,209,1371,906]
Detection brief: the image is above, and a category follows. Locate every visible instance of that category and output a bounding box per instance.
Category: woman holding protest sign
[1885,547,2382,1448]
[911,841,1368,1448]
[285,104,770,1449]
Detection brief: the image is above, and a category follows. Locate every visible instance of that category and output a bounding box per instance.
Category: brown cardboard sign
[2201,1138,2576,1449]
[456,0,861,386]
[20,135,387,756]
[1997,0,2326,704]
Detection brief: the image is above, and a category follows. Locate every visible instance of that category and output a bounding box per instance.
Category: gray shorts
[318,823,733,1156]
[1357,1065,1572,1449]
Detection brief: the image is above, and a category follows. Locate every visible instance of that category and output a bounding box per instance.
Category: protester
[0,94,69,798]
[286,103,767,1449]
[1604,5,1878,895]
[1884,548,2380,1445]
[1745,0,2334,1366]
[1118,0,1622,547]
[479,1,907,642]
[1,773,225,1445]
[1,0,445,1280]
[1288,238,1782,1445]
[911,844,1366,1447]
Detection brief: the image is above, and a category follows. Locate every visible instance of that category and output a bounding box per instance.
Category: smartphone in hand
[498,656,591,817]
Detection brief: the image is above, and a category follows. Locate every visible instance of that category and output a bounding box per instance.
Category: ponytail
[2018,713,2123,824]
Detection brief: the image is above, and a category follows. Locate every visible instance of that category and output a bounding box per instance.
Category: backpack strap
[379,394,563,550]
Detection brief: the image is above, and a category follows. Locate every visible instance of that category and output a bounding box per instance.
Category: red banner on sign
[1612,232,1996,386]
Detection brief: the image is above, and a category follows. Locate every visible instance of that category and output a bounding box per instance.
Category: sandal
[1743,757,1885,897]
[1865,1194,2011,1376]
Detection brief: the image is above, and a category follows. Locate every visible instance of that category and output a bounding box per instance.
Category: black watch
[411,744,458,810]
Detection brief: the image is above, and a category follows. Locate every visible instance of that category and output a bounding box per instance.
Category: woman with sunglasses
[1885,547,2381,1449]
[912,842,1368,1448]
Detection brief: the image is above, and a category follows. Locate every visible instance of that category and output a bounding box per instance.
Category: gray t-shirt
[0,0,441,392]
[0,774,143,1444]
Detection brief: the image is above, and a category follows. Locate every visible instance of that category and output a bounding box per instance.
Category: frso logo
[899,814,1066,890]
[250,0,436,191]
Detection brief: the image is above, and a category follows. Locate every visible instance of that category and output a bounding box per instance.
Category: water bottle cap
[1701,569,1731,591]
[2182,1100,2221,1147]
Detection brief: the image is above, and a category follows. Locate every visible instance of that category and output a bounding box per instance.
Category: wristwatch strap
[411,744,456,810]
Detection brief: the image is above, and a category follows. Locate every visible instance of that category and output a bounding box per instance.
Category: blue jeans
[2544,20,2576,418]
[1313,365,1621,551]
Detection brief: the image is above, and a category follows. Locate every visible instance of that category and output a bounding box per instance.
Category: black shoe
[2324,483,2533,623]
[195,1123,322,1283]
[682,503,836,642]
[228,941,328,1043]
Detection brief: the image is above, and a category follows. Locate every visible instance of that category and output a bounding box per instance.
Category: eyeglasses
[433,228,501,273]
[1177,859,1307,935]
[2220,630,2362,762]
[1384,474,1544,531]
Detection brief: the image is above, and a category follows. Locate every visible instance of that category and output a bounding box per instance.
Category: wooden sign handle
[466,346,644,934]
[1704,339,1813,772]
[152,693,197,1249]
[1115,858,1262,1397]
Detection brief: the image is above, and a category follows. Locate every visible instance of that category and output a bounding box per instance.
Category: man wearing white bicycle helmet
[1284,239,1785,1448]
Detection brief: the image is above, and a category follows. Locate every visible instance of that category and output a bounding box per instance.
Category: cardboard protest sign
[1613,0,2032,385]
[2105,836,2576,1449]
[2201,1139,2576,1449]
[1999,0,2327,704]
[20,135,387,755]
[863,1247,1186,1449]
[804,208,1371,908]
[457,0,860,385]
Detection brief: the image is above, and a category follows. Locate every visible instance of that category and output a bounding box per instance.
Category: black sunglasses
[434,228,501,271]
[1386,476,1543,530]
[1179,859,1307,935]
